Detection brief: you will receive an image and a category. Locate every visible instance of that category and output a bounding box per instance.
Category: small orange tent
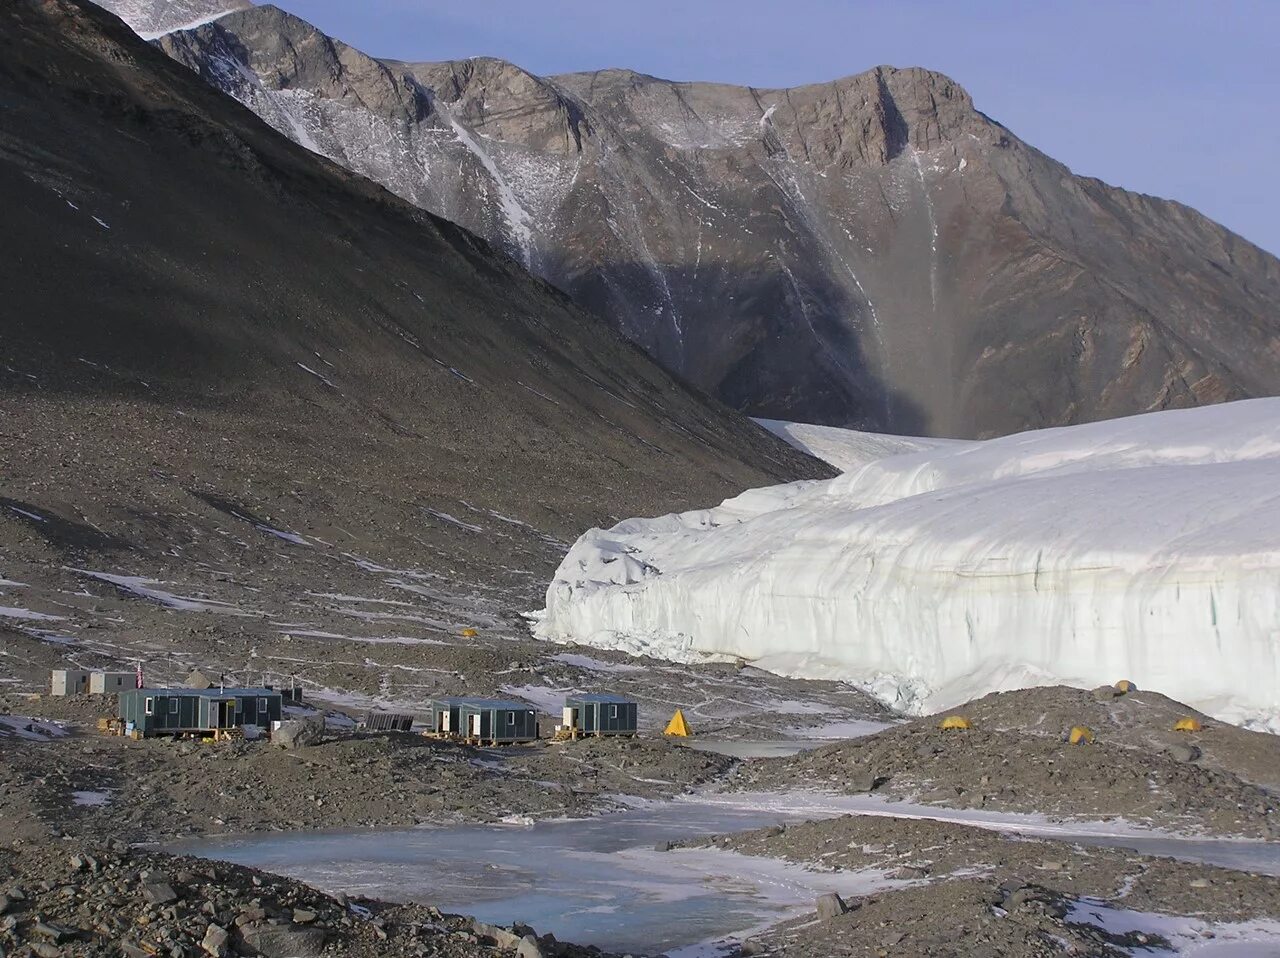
[938,715,973,730]
[1113,679,1137,694]
[1174,716,1203,733]
[664,709,692,737]
[1069,725,1095,745]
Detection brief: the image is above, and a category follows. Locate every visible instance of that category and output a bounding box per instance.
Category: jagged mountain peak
[91,0,1280,438]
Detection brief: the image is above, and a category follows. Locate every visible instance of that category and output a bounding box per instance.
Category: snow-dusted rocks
[537,400,1280,730]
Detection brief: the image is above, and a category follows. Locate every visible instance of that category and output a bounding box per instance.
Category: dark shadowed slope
[96,1,1280,438]
[0,0,826,649]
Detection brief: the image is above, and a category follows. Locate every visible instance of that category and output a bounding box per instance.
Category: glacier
[537,400,1280,730]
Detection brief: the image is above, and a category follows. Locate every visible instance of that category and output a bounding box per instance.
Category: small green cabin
[425,697,538,745]
[563,694,638,737]
[118,687,283,738]
[425,697,472,737]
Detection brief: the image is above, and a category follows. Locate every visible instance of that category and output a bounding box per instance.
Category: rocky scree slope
[0,0,824,677]
[96,0,1280,437]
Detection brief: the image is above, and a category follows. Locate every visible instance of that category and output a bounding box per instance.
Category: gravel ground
[736,687,1280,838]
[0,716,733,844]
[3,685,1280,958]
[687,814,1280,958]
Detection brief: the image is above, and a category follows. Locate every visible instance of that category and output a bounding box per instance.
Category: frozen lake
[169,798,874,954]
[170,792,1280,955]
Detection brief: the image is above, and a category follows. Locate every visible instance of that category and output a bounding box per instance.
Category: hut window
[258,697,268,712]
[144,697,154,715]
[506,712,516,726]
[609,704,619,719]
[168,698,179,714]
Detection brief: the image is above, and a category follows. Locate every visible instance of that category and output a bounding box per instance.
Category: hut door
[468,713,481,738]
[215,700,234,728]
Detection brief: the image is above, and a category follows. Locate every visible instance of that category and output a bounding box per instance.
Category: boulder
[1168,743,1202,763]
[272,716,324,749]
[143,883,179,905]
[201,923,229,958]
[472,921,523,949]
[892,865,930,880]
[237,923,326,958]
[516,935,545,958]
[33,921,73,943]
[1091,685,1121,703]
[847,770,884,793]
[815,892,848,921]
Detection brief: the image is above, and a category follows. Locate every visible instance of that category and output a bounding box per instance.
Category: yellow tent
[1069,725,1095,745]
[1113,679,1137,693]
[938,715,973,731]
[664,709,692,737]
[460,627,479,637]
[1174,716,1203,733]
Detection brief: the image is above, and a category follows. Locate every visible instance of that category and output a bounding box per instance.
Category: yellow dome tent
[1174,716,1203,733]
[664,709,692,737]
[1113,680,1137,693]
[938,715,973,731]
[1069,725,1095,745]
[460,627,479,638]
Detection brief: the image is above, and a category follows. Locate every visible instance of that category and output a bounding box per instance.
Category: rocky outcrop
[97,1,1280,437]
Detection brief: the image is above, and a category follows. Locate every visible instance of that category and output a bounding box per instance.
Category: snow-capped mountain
[537,400,1280,730]
[91,1,1280,439]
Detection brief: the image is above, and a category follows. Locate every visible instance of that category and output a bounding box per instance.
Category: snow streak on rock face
[92,0,250,39]
[538,400,1280,730]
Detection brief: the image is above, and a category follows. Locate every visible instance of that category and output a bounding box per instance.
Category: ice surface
[1063,900,1280,955]
[753,417,966,471]
[0,606,65,622]
[169,791,1280,954]
[168,796,907,954]
[72,569,255,615]
[0,716,69,740]
[539,400,1280,729]
[72,790,112,807]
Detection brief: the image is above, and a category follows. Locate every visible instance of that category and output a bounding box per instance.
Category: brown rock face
[101,1,1280,438]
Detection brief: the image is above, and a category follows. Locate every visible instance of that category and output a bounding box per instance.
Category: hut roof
[130,687,280,697]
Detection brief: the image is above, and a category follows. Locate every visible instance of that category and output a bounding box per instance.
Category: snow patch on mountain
[538,400,1280,730]
[91,0,250,38]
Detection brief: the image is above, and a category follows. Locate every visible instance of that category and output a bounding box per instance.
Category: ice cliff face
[94,2,1280,439]
[537,400,1280,730]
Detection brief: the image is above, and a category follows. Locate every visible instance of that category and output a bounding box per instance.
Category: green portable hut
[454,698,539,745]
[117,687,282,738]
[563,693,638,737]
[425,697,472,737]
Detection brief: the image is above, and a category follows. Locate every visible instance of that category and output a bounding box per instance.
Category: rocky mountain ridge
[1,0,823,701]
[94,0,1280,437]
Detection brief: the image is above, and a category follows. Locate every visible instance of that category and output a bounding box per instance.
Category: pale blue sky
[269,1,1279,255]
